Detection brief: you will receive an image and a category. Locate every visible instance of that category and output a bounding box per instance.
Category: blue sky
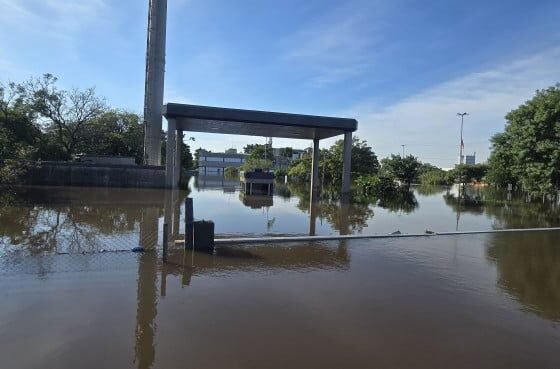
[1,0,559,167]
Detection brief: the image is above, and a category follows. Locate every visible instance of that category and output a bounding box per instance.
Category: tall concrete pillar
[341,131,352,201]
[143,0,168,166]
[165,118,176,188]
[310,138,320,203]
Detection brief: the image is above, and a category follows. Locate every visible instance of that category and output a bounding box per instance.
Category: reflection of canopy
[161,243,350,285]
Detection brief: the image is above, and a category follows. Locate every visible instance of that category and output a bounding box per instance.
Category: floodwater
[1,179,560,368]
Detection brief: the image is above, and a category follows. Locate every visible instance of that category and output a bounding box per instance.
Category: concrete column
[165,118,176,188]
[310,138,320,203]
[143,0,168,166]
[341,131,352,201]
[175,129,183,187]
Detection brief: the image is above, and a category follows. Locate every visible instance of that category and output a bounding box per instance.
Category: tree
[245,144,273,162]
[28,74,107,159]
[450,164,488,184]
[76,110,144,163]
[322,137,379,183]
[280,147,293,158]
[381,155,422,186]
[419,167,453,186]
[487,84,560,196]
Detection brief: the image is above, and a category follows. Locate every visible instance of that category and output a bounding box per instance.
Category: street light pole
[401,144,406,156]
[457,112,468,164]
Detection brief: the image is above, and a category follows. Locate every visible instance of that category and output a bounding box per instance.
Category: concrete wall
[25,162,165,188]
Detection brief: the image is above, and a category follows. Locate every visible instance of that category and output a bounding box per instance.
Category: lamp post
[457,112,468,164]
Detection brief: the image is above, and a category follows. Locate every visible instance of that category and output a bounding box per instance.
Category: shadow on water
[486,231,560,322]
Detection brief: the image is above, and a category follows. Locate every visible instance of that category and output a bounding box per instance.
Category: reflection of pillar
[310,138,320,203]
[175,129,183,187]
[341,131,352,202]
[309,202,318,236]
[139,207,159,249]
[172,189,180,240]
[165,118,176,188]
[185,198,194,248]
[134,253,158,369]
[339,202,350,235]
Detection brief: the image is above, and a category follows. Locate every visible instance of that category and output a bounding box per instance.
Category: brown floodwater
[1,183,560,368]
[1,232,560,369]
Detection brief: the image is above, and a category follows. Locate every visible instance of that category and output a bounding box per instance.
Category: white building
[197,150,246,175]
[465,153,476,165]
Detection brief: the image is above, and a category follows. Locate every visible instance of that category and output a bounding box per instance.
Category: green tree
[322,137,379,183]
[380,155,422,186]
[450,164,488,184]
[487,84,560,196]
[280,147,293,158]
[28,74,107,159]
[419,168,453,186]
[75,110,144,163]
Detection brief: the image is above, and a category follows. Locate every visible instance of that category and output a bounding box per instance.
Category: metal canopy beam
[163,103,357,140]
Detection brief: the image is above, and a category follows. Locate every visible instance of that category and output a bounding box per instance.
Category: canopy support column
[341,131,352,201]
[165,118,177,188]
[310,138,320,203]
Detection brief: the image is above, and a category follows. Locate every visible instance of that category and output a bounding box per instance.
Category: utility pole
[457,112,468,165]
[401,144,406,156]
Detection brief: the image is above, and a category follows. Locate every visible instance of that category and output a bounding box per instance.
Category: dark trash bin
[192,220,214,251]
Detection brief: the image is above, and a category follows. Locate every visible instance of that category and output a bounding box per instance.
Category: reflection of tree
[443,186,560,228]
[273,183,292,199]
[443,194,485,215]
[486,231,560,321]
[377,189,418,214]
[0,187,161,255]
[288,183,374,233]
[416,185,449,196]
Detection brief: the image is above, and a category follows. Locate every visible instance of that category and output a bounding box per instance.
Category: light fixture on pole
[457,112,468,164]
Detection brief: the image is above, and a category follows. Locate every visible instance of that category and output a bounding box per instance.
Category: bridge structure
[162,103,358,202]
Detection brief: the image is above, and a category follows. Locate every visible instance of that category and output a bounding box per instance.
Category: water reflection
[444,185,560,229]
[133,242,349,369]
[0,186,161,256]
[2,182,560,258]
[486,231,560,321]
[135,252,158,369]
[239,194,273,209]
[288,183,374,235]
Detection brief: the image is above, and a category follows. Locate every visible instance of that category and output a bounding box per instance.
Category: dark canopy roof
[163,103,357,140]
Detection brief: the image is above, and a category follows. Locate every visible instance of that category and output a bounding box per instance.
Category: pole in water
[162,223,168,263]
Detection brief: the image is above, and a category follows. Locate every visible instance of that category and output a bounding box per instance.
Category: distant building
[197,150,246,175]
[465,153,476,165]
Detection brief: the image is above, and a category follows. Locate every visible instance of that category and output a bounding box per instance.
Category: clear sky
[1,0,559,167]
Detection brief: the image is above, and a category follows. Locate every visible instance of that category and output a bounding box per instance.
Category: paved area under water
[1,232,559,369]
